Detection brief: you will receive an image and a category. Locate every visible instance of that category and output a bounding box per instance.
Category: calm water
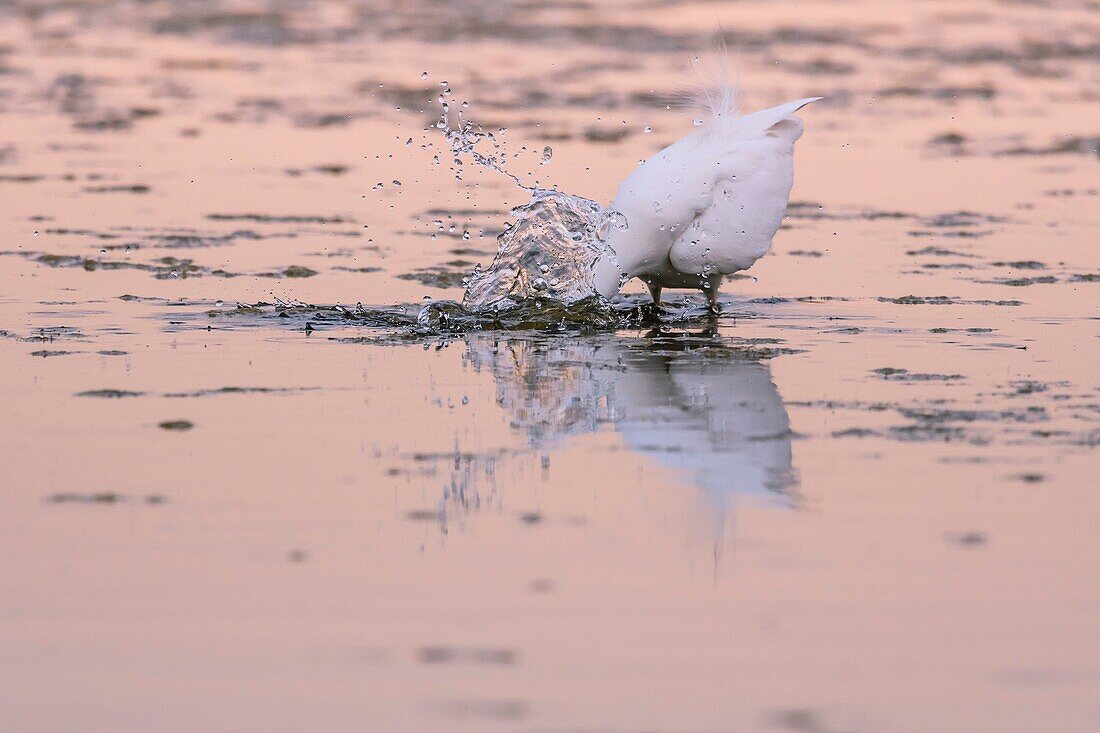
[1,1,1098,730]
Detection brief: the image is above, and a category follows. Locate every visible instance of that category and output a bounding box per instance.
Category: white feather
[593,81,821,304]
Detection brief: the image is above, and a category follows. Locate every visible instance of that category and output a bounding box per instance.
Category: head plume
[674,52,742,132]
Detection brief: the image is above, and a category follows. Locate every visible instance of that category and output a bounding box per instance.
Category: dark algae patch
[48,492,167,505]
[83,184,151,194]
[48,492,121,504]
[163,386,316,398]
[207,213,354,224]
[945,531,987,547]
[17,250,321,280]
[418,647,517,666]
[872,368,965,382]
[878,295,1023,306]
[406,509,444,521]
[30,349,77,357]
[259,265,318,278]
[76,389,145,398]
[396,268,469,289]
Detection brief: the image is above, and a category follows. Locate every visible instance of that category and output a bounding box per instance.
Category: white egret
[592,85,821,309]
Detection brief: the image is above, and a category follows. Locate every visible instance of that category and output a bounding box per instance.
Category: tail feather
[731,97,823,140]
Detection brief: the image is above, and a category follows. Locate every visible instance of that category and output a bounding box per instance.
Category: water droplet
[692,118,703,126]
[607,210,628,230]
[215,300,224,307]
[32,230,39,236]
[421,71,428,80]
[541,146,553,164]
[643,126,652,133]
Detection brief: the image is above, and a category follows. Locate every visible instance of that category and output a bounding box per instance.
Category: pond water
[0,0,1097,730]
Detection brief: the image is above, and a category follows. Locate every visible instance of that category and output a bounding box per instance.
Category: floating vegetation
[163,386,317,398]
[30,349,77,357]
[945,531,987,547]
[982,276,1058,287]
[259,265,318,278]
[76,389,145,398]
[158,420,194,430]
[83,184,151,194]
[928,327,994,334]
[418,647,517,665]
[877,85,996,101]
[991,260,1045,270]
[9,250,326,280]
[907,246,979,258]
[206,213,354,224]
[877,295,1023,306]
[872,368,965,382]
[332,266,382,273]
[395,269,469,289]
[47,492,166,505]
[998,135,1100,159]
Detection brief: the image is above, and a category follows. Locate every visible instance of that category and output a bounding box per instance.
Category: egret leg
[645,280,663,307]
[703,276,722,313]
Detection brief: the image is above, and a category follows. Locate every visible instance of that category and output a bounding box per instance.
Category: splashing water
[432,95,628,328]
[463,189,624,311]
[437,98,531,191]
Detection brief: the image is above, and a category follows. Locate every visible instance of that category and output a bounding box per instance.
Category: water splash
[432,96,629,327]
[462,189,624,312]
[437,98,531,191]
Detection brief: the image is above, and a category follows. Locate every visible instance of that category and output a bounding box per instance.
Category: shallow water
[1,0,1098,730]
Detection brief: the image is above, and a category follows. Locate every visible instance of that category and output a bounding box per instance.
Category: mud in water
[1,1,1098,731]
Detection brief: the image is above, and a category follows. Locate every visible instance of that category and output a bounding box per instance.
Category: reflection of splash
[462,329,797,552]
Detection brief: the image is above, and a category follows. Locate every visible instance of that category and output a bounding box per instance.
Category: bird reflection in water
[460,326,798,557]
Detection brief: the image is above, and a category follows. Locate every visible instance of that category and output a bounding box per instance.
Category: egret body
[592,91,821,309]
